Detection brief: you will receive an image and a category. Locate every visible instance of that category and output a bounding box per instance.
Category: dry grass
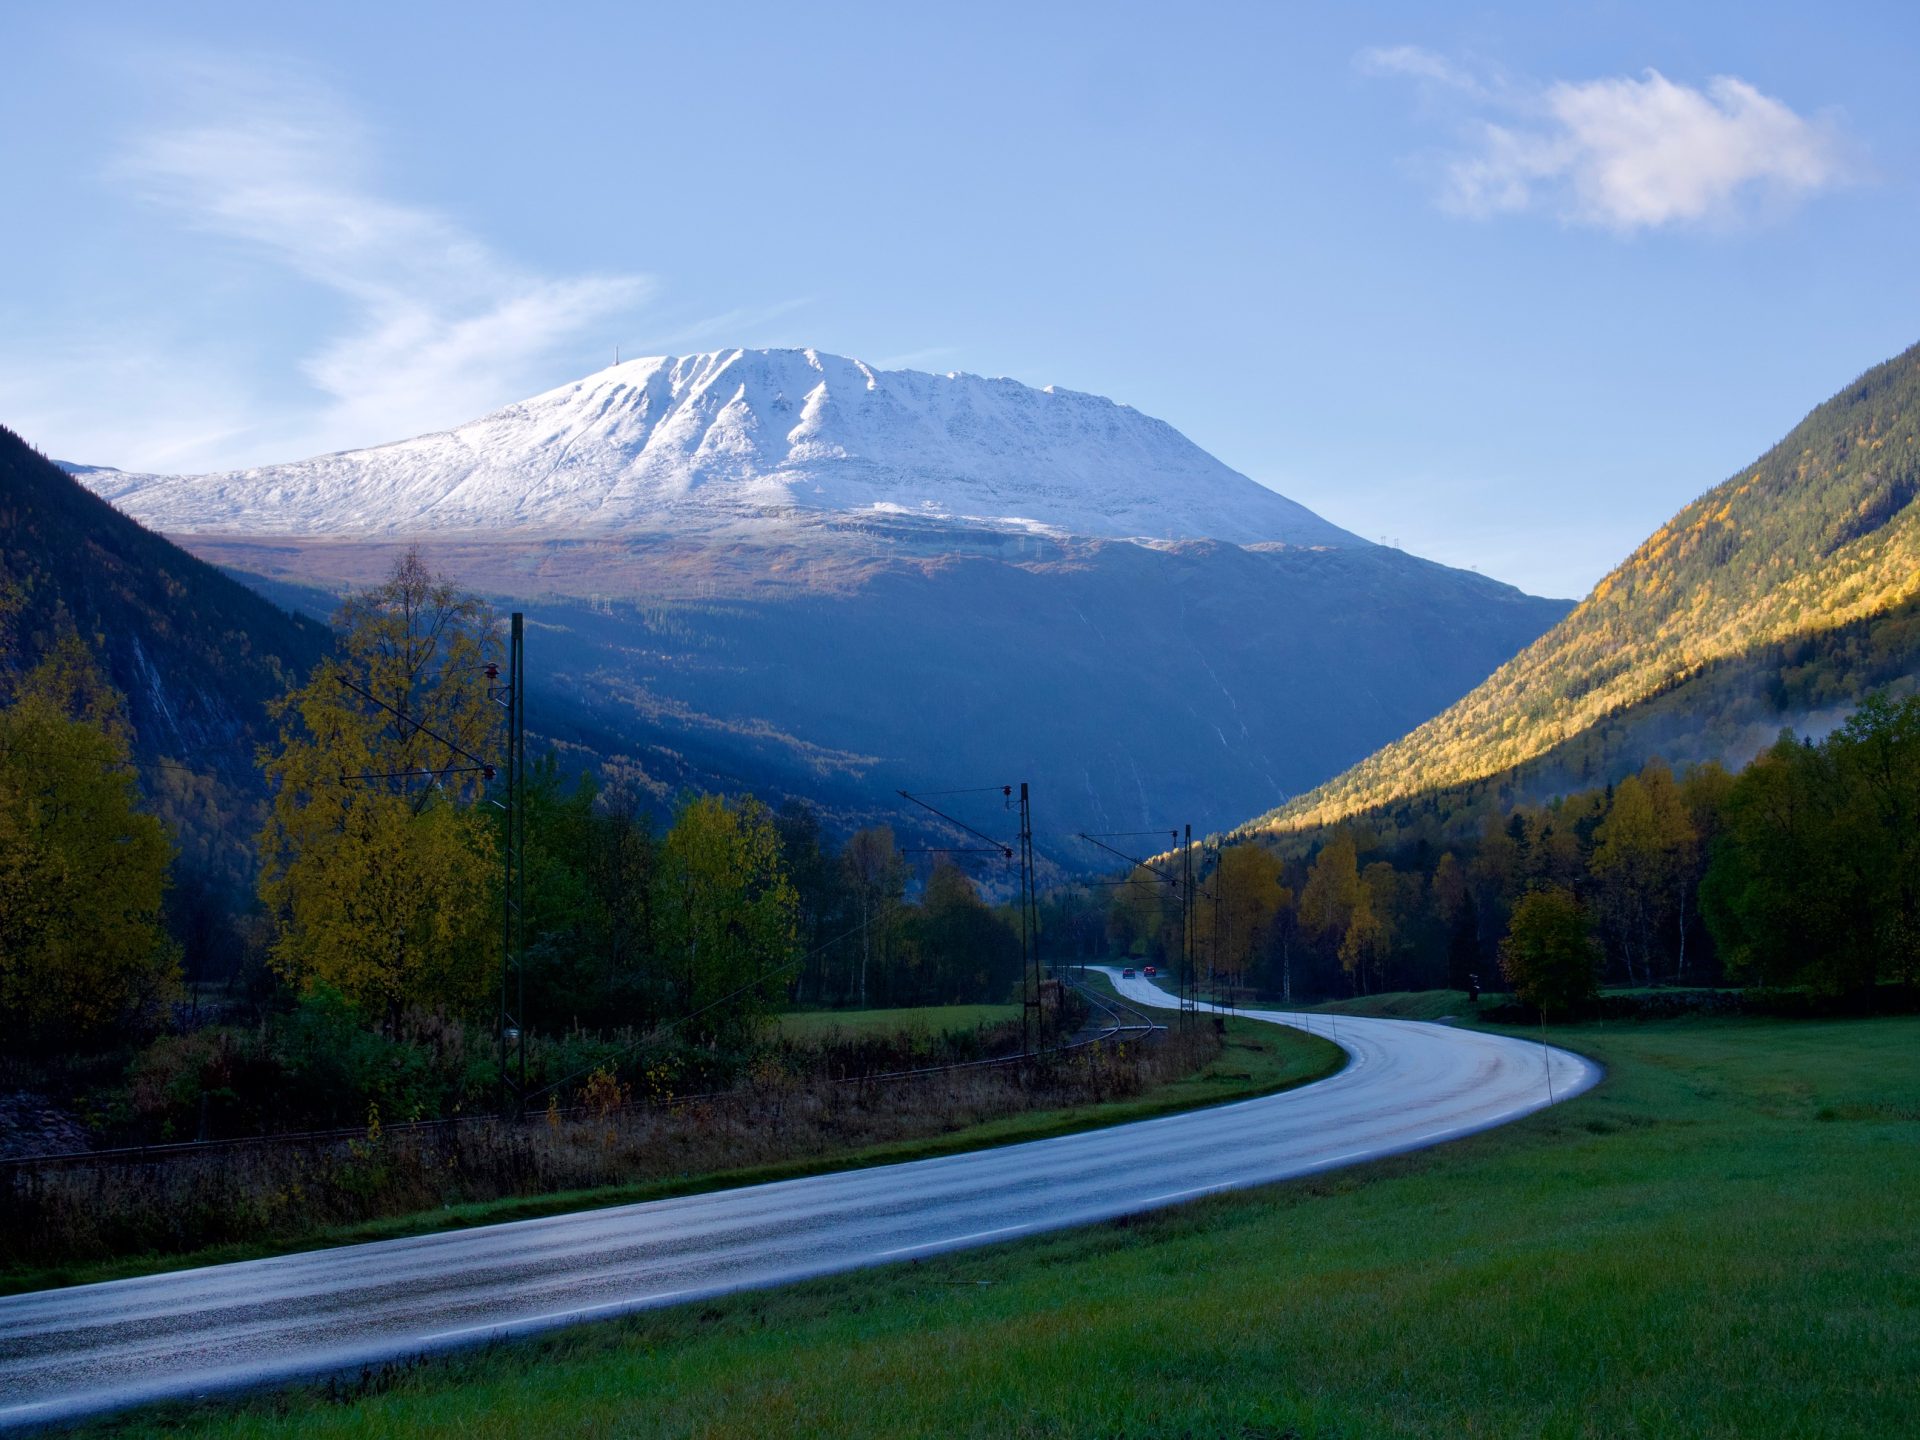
[1,1029,1227,1277]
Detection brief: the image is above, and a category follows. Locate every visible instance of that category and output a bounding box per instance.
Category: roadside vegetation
[774,1003,1019,1041]
[2,1014,1338,1296]
[0,551,1050,1168]
[10,458,1919,1440]
[95,1009,1917,1439]
[10,538,1917,1169]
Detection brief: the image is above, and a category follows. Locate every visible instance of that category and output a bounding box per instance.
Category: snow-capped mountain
[44,347,1572,860]
[75,348,1362,547]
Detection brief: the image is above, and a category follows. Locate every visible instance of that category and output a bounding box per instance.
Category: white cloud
[874,345,960,371]
[624,297,817,355]
[1364,48,1851,232]
[65,58,651,468]
[0,335,261,473]
[1355,44,1487,98]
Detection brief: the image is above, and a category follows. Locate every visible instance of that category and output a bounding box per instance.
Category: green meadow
[94,1011,1919,1438]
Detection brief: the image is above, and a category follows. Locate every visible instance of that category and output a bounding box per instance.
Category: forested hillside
[1250,341,1920,836]
[1,426,327,771]
[1,425,328,910]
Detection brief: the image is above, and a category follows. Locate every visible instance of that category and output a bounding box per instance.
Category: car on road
[1143,965,1156,977]
[1122,967,1135,978]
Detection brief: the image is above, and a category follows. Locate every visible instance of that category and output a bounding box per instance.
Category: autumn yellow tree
[1108,863,1171,960]
[1592,760,1695,985]
[0,630,178,1048]
[655,793,797,1039]
[1342,862,1405,994]
[1202,844,1288,986]
[257,550,501,1026]
[1300,829,1360,947]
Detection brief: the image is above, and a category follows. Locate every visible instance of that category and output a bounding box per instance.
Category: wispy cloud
[1361,47,1852,232]
[873,345,959,371]
[1356,44,1490,99]
[623,297,817,357]
[119,58,652,456]
[5,56,653,472]
[0,334,262,473]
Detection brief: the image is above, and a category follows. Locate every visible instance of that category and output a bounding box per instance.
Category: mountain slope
[3,424,333,906]
[196,530,1567,857]
[1,425,327,771]
[1249,340,1920,835]
[56,348,1572,864]
[74,348,1363,548]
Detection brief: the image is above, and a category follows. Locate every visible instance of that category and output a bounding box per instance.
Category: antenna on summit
[615,344,620,366]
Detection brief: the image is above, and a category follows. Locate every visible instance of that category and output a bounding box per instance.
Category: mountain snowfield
[76,348,1363,548]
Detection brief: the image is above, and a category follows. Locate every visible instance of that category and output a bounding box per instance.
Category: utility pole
[1182,824,1196,1027]
[1213,842,1226,1013]
[333,613,526,1116]
[1018,782,1042,1057]
[898,782,1042,1055]
[497,613,527,1117]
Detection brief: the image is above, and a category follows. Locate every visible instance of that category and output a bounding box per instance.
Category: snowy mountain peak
[74,348,1366,548]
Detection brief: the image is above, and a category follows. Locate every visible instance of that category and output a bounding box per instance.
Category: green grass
[10,1017,1337,1299]
[1307,988,1479,1020]
[105,1012,1920,1439]
[774,1003,1020,1039]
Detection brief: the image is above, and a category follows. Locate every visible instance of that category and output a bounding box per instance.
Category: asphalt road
[0,973,1600,1429]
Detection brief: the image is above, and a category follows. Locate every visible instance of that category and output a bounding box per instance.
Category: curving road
[0,972,1599,1429]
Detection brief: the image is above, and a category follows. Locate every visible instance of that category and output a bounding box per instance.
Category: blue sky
[4,1,1917,597]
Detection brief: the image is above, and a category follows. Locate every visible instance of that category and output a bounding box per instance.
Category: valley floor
[77,1010,1918,1438]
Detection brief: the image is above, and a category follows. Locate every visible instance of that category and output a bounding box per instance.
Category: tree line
[0,553,1029,1138]
[1062,691,1920,1014]
[8,544,1913,1136]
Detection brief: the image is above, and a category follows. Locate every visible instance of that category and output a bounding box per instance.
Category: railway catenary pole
[1213,842,1226,1012]
[1018,782,1042,1057]
[898,783,1043,1055]
[333,614,524,1116]
[1181,824,1196,1027]
[498,612,527,1117]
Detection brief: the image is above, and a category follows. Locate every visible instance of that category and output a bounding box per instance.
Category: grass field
[1306,987,1479,1020]
[111,1011,1919,1438]
[774,1003,1021,1040]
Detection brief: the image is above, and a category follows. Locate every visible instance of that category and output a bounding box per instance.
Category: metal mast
[498,612,527,1116]
[898,783,1043,1055]
[1182,824,1197,1025]
[1018,782,1042,1057]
